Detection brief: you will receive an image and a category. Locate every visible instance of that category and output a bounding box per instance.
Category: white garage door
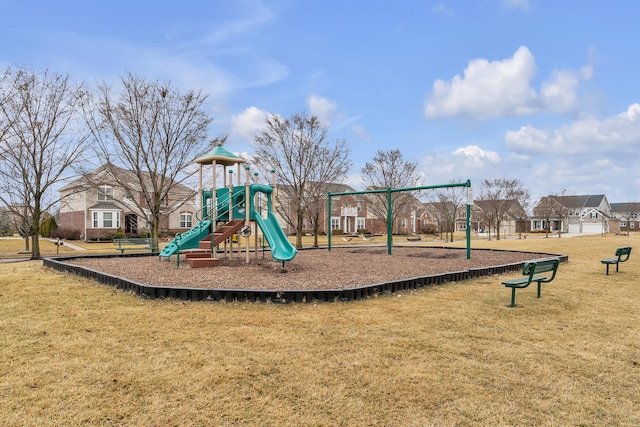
[582,222,604,234]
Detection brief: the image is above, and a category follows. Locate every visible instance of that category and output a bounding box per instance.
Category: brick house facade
[610,202,640,233]
[58,164,198,241]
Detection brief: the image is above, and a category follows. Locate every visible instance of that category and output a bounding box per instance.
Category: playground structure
[158,144,297,268]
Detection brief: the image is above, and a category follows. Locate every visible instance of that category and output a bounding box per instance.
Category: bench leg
[605,264,609,275]
[510,288,516,307]
[537,281,542,298]
[616,263,619,273]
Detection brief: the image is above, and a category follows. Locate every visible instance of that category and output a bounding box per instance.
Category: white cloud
[425,46,589,120]
[503,0,530,11]
[540,70,580,113]
[425,46,538,119]
[506,103,640,155]
[184,0,274,47]
[432,3,455,15]
[452,145,501,167]
[230,106,269,141]
[352,124,371,141]
[307,95,338,125]
[498,103,640,201]
[419,145,501,189]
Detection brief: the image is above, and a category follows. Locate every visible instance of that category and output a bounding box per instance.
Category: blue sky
[2,0,639,204]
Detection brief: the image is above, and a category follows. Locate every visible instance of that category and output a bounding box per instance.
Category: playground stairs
[181,219,245,268]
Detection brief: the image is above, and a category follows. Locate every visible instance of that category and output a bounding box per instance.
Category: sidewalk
[0,237,86,263]
[0,257,31,263]
[48,238,86,250]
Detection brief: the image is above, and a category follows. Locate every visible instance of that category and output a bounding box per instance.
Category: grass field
[0,234,639,426]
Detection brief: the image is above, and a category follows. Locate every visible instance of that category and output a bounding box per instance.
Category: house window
[621,221,627,227]
[98,186,114,201]
[400,218,407,228]
[103,212,114,228]
[631,222,636,229]
[331,218,340,230]
[356,217,365,231]
[91,210,120,228]
[302,218,308,230]
[180,213,193,228]
[591,212,598,219]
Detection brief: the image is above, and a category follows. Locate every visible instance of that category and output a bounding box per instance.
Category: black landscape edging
[43,248,568,304]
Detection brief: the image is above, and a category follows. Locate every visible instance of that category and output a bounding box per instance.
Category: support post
[328,193,332,251]
[466,183,472,260]
[387,187,392,255]
[245,166,251,264]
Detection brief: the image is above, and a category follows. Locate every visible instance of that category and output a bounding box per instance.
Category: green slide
[253,211,297,262]
[158,219,212,260]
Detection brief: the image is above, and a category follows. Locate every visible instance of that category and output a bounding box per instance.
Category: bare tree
[533,196,557,238]
[0,67,89,259]
[360,150,420,233]
[84,73,214,250]
[428,182,467,242]
[534,191,571,238]
[253,111,351,249]
[478,178,530,241]
[0,207,12,236]
[551,190,570,238]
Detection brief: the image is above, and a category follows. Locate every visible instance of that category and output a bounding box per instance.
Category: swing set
[327,180,473,259]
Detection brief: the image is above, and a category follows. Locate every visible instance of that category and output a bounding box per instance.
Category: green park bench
[601,246,632,275]
[502,257,561,307]
[113,237,157,254]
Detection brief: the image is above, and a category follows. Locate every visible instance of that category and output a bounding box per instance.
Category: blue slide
[159,219,212,260]
[253,211,297,262]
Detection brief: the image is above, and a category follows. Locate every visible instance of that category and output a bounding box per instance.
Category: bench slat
[113,238,158,254]
[601,246,632,275]
[502,257,560,307]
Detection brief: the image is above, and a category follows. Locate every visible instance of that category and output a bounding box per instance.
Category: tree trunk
[295,212,303,249]
[30,205,41,260]
[151,220,160,252]
[312,212,320,247]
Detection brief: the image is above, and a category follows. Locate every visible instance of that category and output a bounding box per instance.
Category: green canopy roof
[196,144,245,166]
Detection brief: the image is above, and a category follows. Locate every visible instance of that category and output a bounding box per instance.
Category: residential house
[472,199,529,237]
[364,190,430,235]
[0,205,24,236]
[422,201,461,236]
[273,183,368,235]
[530,194,616,235]
[58,164,198,241]
[610,202,640,233]
[274,183,437,236]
